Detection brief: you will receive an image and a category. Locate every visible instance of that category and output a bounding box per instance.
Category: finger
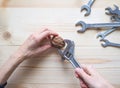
[75,71,88,88]
[79,78,88,88]
[81,64,96,76]
[75,68,90,82]
[75,71,79,78]
[38,28,57,34]
[38,30,58,42]
[80,82,88,88]
[39,28,49,33]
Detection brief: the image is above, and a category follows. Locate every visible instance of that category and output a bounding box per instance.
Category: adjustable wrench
[58,39,80,68]
[101,39,120,48]
[97,27,117,39]
[75,21,120,33]
[81,0,95,16]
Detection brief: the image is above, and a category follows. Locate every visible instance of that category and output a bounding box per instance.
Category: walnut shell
[50,36,65,49]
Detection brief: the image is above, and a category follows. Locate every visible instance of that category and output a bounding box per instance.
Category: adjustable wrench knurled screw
[81,0,96,16]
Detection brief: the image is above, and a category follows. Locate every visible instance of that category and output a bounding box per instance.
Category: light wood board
[0,0,120,88]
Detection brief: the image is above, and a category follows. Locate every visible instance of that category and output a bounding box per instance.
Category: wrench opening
[81,5,91,16]
[105,4,120,15]
[75,21,87,33]
[100,39,109,47]
[80,0,95,16]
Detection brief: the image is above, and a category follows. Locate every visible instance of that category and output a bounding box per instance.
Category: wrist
[10,52,26,63]
[9,47,27,63]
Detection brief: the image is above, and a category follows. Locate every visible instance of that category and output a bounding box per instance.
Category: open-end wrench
[81,0,96,16]
[105,5,120,22]
[58,39,80,68]
[101,39,120,48]
[105,5,120,17]
[75,21,120,33]
[111,16,120,22]
[97,27,117,39]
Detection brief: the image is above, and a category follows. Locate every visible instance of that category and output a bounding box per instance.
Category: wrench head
[111,16,120,22]
[113,4,119,11]
[81,5,91,16]
[100,39,109,47]
[97,33,105,39]
[105,7,112,15]
[105,4,119,15]
[75,21,87,33]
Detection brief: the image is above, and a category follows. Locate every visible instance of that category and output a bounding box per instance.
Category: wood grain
[0,0,120,88]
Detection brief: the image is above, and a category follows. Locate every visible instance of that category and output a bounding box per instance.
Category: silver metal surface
[58,39,80,68]
[105,5,120,22]
[105,5,120,16]
[101,39,120,47]
[81,0,95,16]
[97,27,117,39]
[75,21,120,33]
[111,16,120,22]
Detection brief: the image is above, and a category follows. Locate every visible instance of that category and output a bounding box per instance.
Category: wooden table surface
[0,0,120,88]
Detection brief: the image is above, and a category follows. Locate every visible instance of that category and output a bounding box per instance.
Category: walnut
[50,36,65,49]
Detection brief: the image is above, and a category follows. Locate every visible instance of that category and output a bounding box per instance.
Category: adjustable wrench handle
[69,58,80,68]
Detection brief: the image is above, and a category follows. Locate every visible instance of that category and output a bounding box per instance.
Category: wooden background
[0,0,120,88]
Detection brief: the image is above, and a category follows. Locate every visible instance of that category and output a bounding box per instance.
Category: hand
[75,65,114,88]
[15,28,58,60]
[0,29,58,85]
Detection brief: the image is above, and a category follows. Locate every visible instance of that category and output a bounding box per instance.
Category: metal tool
[58,39,80,68]
[75,21,120,33]
[97,27,117,39]
[111,16,120,22]
[81,0,95,16]
[101,39,120,47]
[105,5,120,22]
[105,5,120,16]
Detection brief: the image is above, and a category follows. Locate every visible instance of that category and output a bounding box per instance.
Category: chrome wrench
[101,39,120,47]
[81,0,96,16]
[97,27,117,39]
[105,5,120,22]
[105,5,120,17]
[75,21,120,33]
[58,39,80,68]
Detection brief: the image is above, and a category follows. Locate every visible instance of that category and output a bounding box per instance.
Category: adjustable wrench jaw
[58,39,80,68]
